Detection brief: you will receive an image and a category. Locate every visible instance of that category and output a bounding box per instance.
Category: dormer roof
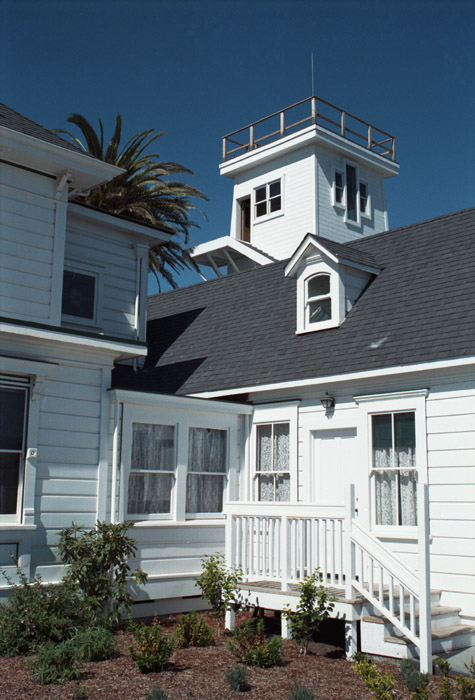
[190,235,276,278]
[284,233,380,278]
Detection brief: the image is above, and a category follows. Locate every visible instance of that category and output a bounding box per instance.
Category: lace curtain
[186,428,226,513]
[373,412,417,526]
[257,423,290,501]
[128,423,175,514]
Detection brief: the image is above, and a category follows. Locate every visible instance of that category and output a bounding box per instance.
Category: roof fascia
[285,234,338,277]
[191,236,274,266]
[109,388,253,414]
[189,356,475,399]
[0,125,123,191]
[68,203,171,244]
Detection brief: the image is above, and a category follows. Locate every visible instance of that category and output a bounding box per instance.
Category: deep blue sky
[1,0,474,291]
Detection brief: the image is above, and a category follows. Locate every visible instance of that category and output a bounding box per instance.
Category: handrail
[222,95,396,163]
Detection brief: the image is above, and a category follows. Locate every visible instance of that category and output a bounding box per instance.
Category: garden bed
[0,612,454,700]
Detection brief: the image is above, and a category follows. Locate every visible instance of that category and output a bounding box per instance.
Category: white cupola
[191,96,399,278]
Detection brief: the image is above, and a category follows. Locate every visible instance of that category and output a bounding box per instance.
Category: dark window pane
[255,201,267,217]
[255,187,266,203]
[394,413,415,467]
[127,472,172,514]
[62,270,96,319]
[309,298,331,323]
[269,196,281,213]
[0,389,26,450]
[269,181,281,198]
[186,474,224,513]
[372,414,392,468]
[273,423,289,471]
[308,275,330,298]
[335,172,344,203]
[0,453,20,514]
[346,165,357,221]
[131,423,175,471]
[360,182,368,213]
[188,428,226,473]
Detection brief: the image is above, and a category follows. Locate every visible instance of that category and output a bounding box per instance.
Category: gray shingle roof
[0,102,86,155]
[113,207,475,396]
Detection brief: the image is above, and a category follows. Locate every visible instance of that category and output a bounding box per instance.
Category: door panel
[313,428,357,505]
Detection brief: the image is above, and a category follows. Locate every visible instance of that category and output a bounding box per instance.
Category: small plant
[72,684,88,700]
[353,654,397,700]
[283,569,335,654]
[456,657,475,700]
[228,618,282,668]
[400,658,430,693]
[128,619,174,673]
[147,689,171,700]
[195,553,242,622]
[58,520,147,623]
[70,626,118,661]
[289,682,316,700]
[434,658,454,700]
[225,664,249,692]
[29,641,81,685]
[435,658,452,678]
[0,568,99,656]
[174,609,213,648]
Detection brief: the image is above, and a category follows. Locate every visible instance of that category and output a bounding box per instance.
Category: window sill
[132,518,225,528]
[0,524,37,531]
[372,526,419,541]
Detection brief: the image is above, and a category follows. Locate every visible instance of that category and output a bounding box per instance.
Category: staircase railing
[346,483,432,673]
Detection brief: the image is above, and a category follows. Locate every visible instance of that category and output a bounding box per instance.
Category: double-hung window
[0,376,29,521]
[254,179,282,219]
[256,422,290,501]
[372,412,417,526]
[306,273,332,325]
[333,165,370,224]
[128,423,176,517]
[186,428,227,514]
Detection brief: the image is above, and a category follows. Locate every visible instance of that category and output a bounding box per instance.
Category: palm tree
[55,113,207,289]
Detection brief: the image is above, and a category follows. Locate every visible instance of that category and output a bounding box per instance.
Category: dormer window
[307,274,331,324]
[254,179,282,219]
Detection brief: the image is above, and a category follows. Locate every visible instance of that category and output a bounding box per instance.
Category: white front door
[312,427,357,505]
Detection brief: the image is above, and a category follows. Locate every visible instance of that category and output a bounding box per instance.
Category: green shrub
[70,626,117,661]
[195,553,242,621]
[435,658,452,678]
[0,569,99,656]
[174,609,213,648]
[289,682,315,700]
[353,654,397,700]
[225,664,249,692]
[147,689,170,700]
[439,677,454,700]
[29,641,81,685]
[456,657,475,700]
[58,521,147,623]
[128,620,174,673]
[283,570,335,655]
[400,658,429,693]
[228,618,282,668]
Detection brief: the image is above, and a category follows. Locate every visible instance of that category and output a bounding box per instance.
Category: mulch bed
[0,612,451,700]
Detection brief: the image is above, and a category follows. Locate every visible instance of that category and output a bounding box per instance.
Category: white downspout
[110,400,120,524]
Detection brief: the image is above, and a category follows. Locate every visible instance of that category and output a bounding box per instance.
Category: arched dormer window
[306,273,331,325]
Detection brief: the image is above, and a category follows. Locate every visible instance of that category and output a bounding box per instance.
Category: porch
[224,485,436,672]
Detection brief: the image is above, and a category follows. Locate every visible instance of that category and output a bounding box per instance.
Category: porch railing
[222,96,396,163]
[224,502,345,591]
[224,483,431,673]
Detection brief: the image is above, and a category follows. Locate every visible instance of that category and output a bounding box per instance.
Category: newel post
[418,482,432,674]
[344,484,356,599]
[224,510,236,631]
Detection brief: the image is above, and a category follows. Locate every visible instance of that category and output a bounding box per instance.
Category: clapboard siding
[64,213,140,340]
[0,163,57,321]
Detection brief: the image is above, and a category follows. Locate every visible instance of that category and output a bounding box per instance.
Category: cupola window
[254,179,281,218]
[307,273,331,324]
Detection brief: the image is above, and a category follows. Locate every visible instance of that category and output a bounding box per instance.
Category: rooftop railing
[222,96,396,163]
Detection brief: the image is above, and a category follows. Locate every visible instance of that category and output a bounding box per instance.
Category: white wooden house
[0,99,474,672]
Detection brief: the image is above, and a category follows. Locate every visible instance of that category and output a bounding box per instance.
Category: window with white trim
[372,412,417,526]
[254,179,282,219]
[0,376,29,522]
[333,165,370,224]
[256,422,290,501]
[186,427,227,514]
[62,260,103,327]
[127,422,176,517]
[306,273,332,325]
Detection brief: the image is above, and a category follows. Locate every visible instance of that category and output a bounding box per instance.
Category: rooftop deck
[222,95,396,163]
